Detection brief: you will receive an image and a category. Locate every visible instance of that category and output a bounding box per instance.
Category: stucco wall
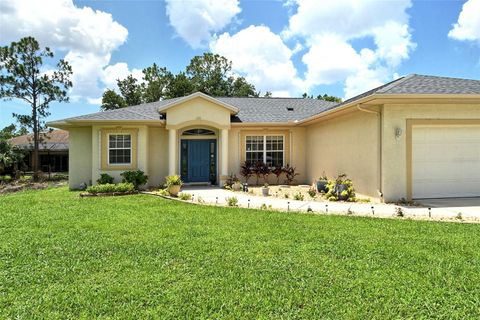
[148,126,169,187]
[68,127,92,189]
[305,110,381,198]
[382,103,480,202]
[91,125,149,185]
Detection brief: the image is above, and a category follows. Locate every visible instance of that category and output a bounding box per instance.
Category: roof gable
[157,92,239,114]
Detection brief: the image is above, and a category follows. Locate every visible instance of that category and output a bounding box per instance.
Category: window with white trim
[108,134,131,165]
[246,135,284,167]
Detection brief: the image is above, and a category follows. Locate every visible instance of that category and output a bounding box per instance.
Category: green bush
[325,174,356,202]
[20,175,33,182]
[0,175,12,184]
[97,173,114,184]
[157,189,170,196]
[86,183,135,194]
[293,192,304,201]
[47,174,69,181]
[178,192,192,200]
[226,196,238,207]
[121,170,148,189]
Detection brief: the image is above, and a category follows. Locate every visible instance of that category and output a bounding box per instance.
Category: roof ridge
[376,74,415,94]
[411,74,480,82]
[218,96,326,100]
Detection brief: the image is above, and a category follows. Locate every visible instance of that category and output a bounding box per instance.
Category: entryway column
[220,128,229,184]
[168,128,177,175]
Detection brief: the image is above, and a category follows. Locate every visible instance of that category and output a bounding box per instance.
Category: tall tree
[142,63,173,103]
[0,140,25,174]
[229,77,257,97]
[0,124,28,141]
[117,75,142,106]
[186,53,233,96]
[0,37,72,179]
[101,89,126,111]
[317,93,342,103]
[164,72,195,99]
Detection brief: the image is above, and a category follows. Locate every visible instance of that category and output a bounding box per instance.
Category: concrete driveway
[417,198,480,215]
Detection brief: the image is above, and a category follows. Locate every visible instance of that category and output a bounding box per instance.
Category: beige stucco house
[48,74,480,202]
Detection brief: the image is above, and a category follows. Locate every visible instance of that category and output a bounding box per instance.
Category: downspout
[357,104,383,201]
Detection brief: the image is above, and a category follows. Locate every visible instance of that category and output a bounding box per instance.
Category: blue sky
[0,0,479,129]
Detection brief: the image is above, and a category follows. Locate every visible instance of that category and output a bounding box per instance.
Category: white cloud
[344,68,388,99]
[210,25,304,96]
[448,0,480,42]
[284,0,415,98]
[301,34,363,85]
[166,0,241,48]
[101,63,144,92]
[0,0,130,103]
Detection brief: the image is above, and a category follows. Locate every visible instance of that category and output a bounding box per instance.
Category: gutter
[356,104,384,200]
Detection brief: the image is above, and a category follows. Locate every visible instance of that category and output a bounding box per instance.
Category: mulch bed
[79,191,139,198]
[0,181,67,194]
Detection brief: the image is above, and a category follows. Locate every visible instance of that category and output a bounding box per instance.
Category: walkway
[179,186,480,222]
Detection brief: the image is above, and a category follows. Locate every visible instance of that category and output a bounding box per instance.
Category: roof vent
[286,106,294,111]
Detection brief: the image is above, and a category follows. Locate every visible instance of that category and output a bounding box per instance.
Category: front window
[108,134,131,165]
[246,135,284,167]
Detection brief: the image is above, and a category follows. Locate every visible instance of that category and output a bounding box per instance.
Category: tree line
[101,53,342,111]
[101,53,259,111]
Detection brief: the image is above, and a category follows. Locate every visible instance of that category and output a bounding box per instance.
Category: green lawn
[1,188,479,319]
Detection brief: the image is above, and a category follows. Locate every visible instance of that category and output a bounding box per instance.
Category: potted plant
[262,183,269,196]
[165,175,183,197]
[232,175,242,191]
[316,172,328,193]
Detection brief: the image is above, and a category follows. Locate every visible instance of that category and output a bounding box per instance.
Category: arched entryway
[179,127,217,184]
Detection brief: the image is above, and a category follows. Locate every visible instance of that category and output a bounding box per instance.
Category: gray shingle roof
[379,74,480,94]
[59,96,336,123]
[53,74,479,124]
[336,74,480,108]
[216,97,336,123]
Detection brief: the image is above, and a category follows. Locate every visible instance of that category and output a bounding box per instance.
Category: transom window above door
[182,128,215,136]
[246,135,284,167]
[108,134,131,165]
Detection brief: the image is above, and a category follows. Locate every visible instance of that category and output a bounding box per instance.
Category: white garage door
[412,125,480,199]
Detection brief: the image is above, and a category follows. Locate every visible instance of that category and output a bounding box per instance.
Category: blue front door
[181,139,216,183]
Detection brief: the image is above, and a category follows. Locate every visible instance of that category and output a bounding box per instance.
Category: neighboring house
[8,130,69,172]
[48,74,480,201]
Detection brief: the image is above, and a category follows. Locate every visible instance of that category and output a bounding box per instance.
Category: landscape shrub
[226,196,238,207]
[0,175,12,184]
[325,174,356,202]
[86,183,135,194]
[223,173,239,189]
[283,164,299,185]
[293,192,305,201]
[47,174,69,181]
[97,173,114,185]
[272,165,284,184]
[157,188,170,196]
[121,170,148,189]
[178,192,192,201]
[240,161,253,183]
